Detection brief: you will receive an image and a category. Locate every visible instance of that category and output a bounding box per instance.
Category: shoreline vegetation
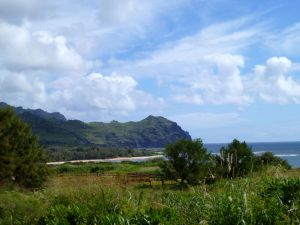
[2,140,298,224]
[1,108,300,224]
[45,146,162,162]
[2,162,300,224]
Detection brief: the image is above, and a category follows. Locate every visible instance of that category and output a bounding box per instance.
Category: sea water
[204,142,300,168]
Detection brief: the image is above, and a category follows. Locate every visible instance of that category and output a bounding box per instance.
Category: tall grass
[1,167,300,224]
[50,160,161,175]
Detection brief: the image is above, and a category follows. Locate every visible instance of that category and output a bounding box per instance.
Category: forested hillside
[0,102,191,148]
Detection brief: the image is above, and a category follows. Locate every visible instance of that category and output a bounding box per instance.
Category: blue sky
[0,0,300,142]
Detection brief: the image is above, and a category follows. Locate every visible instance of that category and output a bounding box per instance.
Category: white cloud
[123,16,264,71]
[98,0,150,26]
[0,71,47,108]
[0,21,84,73]
[0,2,170,120]
[97,0,185,27]
[0,71,163,120]
[173,56,300,106]
[252,57,300,104]
[265,23,300,55]
[1,0,300,127]
[106,17,264,106]
[66,0,189,58]
[50,73,159,112]
[172,54,252,105]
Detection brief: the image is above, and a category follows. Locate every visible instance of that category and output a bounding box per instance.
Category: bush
[255,152,291,169]
[216,139,255,178]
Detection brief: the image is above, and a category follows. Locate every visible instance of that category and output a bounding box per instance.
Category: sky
[0,0,300,143]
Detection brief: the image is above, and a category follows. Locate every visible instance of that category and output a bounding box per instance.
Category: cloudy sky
[0,0,300,143]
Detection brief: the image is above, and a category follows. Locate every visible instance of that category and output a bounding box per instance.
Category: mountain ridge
[0,102,191,148]
[0,102,66,121]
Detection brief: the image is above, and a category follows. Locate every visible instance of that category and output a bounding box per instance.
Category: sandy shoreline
[47,155,164,165]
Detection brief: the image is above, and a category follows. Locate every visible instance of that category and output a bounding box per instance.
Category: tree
[217,139,254,178]
[0,107,48,188]
[161,139,212,185]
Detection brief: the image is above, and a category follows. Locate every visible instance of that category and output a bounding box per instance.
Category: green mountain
[0,102,191,148]
[0,102,66,121]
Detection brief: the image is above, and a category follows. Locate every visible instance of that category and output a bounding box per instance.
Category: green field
[50,160,162,175]
[1,161,300,225]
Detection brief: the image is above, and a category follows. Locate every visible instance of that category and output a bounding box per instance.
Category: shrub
[216,139,255,178]
[255,151,291,169]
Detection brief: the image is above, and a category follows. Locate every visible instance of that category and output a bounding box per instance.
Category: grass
[1,164,300,224]
[49,160,162,175]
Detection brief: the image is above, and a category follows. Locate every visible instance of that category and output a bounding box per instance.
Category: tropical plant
[217,139,255,178]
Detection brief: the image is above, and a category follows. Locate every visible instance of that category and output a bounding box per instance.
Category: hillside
[0,102,191,148]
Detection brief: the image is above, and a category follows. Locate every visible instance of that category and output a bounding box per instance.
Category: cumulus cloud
[50,73,162,112]
[0,1,169,120]
[1,0,300,127]
[0,71,163,120]
[0,71,47,108]
[0,21,84,73]
[172,55,300,106]
[173,54,252,105]
[252,57,300,103]
[173,56,300,106]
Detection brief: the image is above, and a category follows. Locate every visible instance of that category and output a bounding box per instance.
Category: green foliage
[1,166,300,224]
[256,151,291,169]
[254,178,300,224]
[46,146,157,162]
[14,104,192,148]
[50,160,161,175]
[162,192,207,224]
[161,139,212,184]
[215,141,291,179]
[260,178,300,206]
[217,139,255,178]
[0,190,46,225]
[0,108,48,188]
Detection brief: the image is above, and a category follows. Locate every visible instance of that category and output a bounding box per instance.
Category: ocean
[204,141,300,168]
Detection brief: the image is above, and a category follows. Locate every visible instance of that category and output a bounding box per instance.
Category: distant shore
[47,155,164,165]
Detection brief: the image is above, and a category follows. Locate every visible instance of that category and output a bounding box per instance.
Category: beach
[47,154,164,165]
